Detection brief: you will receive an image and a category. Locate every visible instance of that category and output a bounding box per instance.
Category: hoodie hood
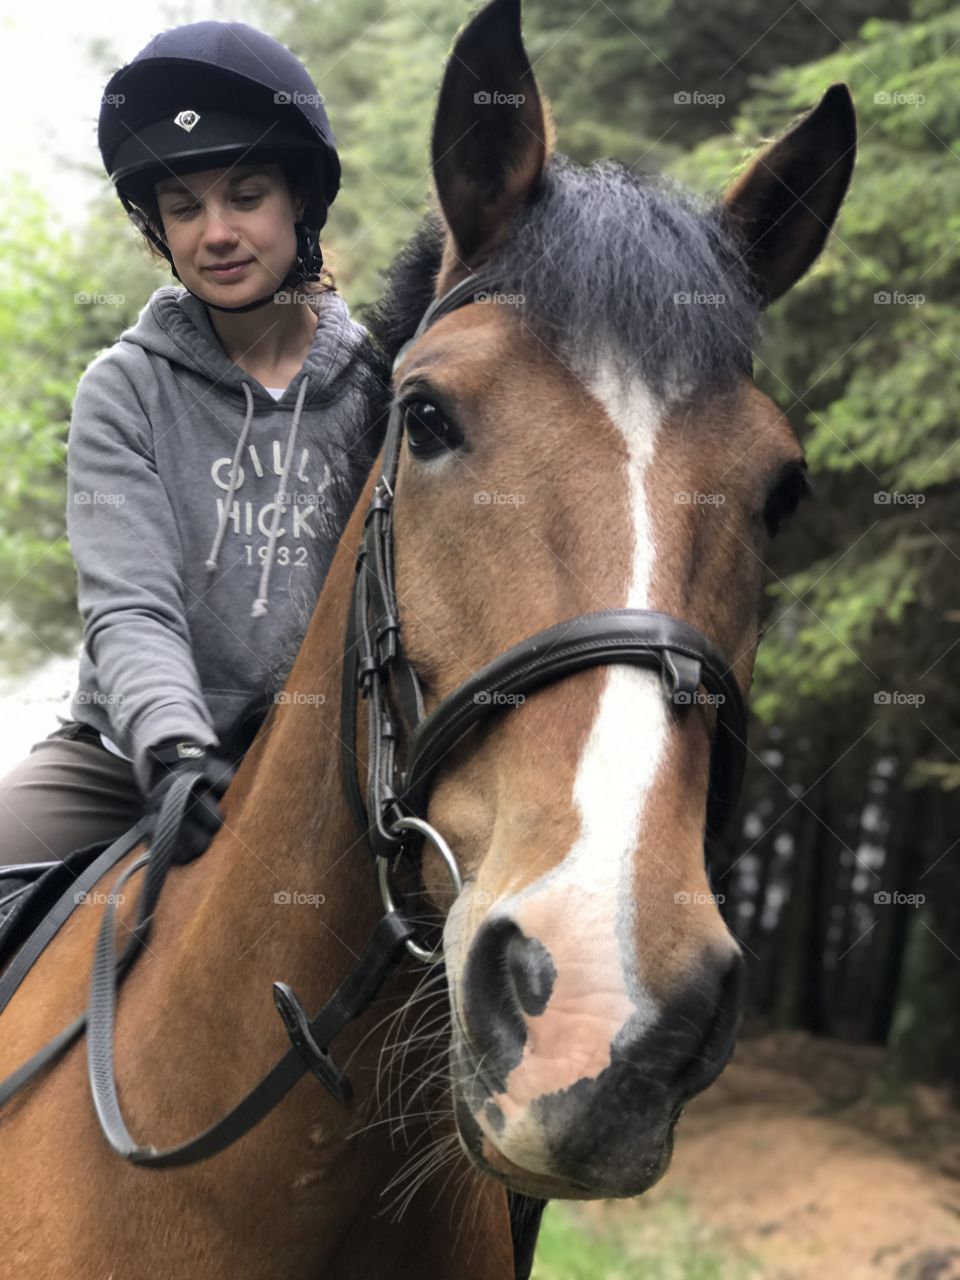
[128,284,362,405]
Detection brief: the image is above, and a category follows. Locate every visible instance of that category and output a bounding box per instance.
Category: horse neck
[137,471,512,1276]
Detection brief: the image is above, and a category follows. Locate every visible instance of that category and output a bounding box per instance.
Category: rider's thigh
[0,725,141,867]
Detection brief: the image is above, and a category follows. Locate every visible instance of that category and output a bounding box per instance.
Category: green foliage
[533,1208,635,1280]
[671,4,959,790]
[268,1,462,307]
[0,178,90,667]
[0,176,166,669]
[752,537,922,721]
[533,1198,757,1280]
[268,0,913,303]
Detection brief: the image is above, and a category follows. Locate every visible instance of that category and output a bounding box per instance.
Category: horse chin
[450,1088,680,1201]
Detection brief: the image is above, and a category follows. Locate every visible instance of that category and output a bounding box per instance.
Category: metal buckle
[377,816,463,964]
[364,480,393,524]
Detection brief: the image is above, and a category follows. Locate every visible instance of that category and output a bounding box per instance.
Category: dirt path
[583,1033,960,1278]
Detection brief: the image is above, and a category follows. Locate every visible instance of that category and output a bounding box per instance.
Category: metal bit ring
[378,816,463,963]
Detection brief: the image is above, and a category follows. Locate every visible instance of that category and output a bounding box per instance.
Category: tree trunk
[868,785,924,1044]
[886,790,960,1097]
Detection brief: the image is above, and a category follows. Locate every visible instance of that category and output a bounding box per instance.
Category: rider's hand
[141,740,235,865]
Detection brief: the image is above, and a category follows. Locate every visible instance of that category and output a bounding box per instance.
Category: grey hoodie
[65,284,383,791]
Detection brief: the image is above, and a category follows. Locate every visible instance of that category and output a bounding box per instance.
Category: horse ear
[432,0,551,267]
[723,83,856,306]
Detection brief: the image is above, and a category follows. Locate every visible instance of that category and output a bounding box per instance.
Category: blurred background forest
[1,0,958,1274]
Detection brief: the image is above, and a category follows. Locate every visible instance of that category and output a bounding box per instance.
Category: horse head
[372,0,855,1201]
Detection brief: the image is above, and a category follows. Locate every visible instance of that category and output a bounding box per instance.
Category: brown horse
[0,0,855,1275]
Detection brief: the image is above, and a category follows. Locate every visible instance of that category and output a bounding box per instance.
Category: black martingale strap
[509,1194,548,1280]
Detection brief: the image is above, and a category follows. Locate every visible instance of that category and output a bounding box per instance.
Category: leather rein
[0,267,748,1180]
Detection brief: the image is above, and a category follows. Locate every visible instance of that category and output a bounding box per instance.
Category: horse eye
[402,400,459,456]
[763,464,811,537]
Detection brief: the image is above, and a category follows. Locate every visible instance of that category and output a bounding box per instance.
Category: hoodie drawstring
[251,374,310,619]
[206,380,255,574]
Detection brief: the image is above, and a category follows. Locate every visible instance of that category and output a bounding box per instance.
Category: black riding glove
[141,740,235,865]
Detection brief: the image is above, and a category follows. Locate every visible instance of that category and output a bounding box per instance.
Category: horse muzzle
[448,917,744,1198]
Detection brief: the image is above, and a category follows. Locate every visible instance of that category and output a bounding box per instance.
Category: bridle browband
[0,267,749,1190]
[341,267,748,951]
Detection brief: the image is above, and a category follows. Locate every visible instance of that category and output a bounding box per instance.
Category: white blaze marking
[468,362,671,1165]
[564,361,669,902]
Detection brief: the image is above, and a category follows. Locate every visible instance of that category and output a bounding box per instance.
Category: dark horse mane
[224,152,762,758]
[362,151,762,391]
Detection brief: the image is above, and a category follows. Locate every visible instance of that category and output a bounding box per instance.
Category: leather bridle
[341,268,749,961]
[0,267,749,1191]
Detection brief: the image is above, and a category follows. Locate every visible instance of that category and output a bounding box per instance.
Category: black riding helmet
[98,21,341,313]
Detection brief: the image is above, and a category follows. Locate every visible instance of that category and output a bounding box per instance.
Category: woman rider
[0,23,547,1276]
[0,21,383,869]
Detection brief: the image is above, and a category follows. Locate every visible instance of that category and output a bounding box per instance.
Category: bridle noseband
[342,269,749,960]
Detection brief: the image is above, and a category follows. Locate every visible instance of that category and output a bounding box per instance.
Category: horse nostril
[462,918,556,1083]
[505,927,556,1017]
